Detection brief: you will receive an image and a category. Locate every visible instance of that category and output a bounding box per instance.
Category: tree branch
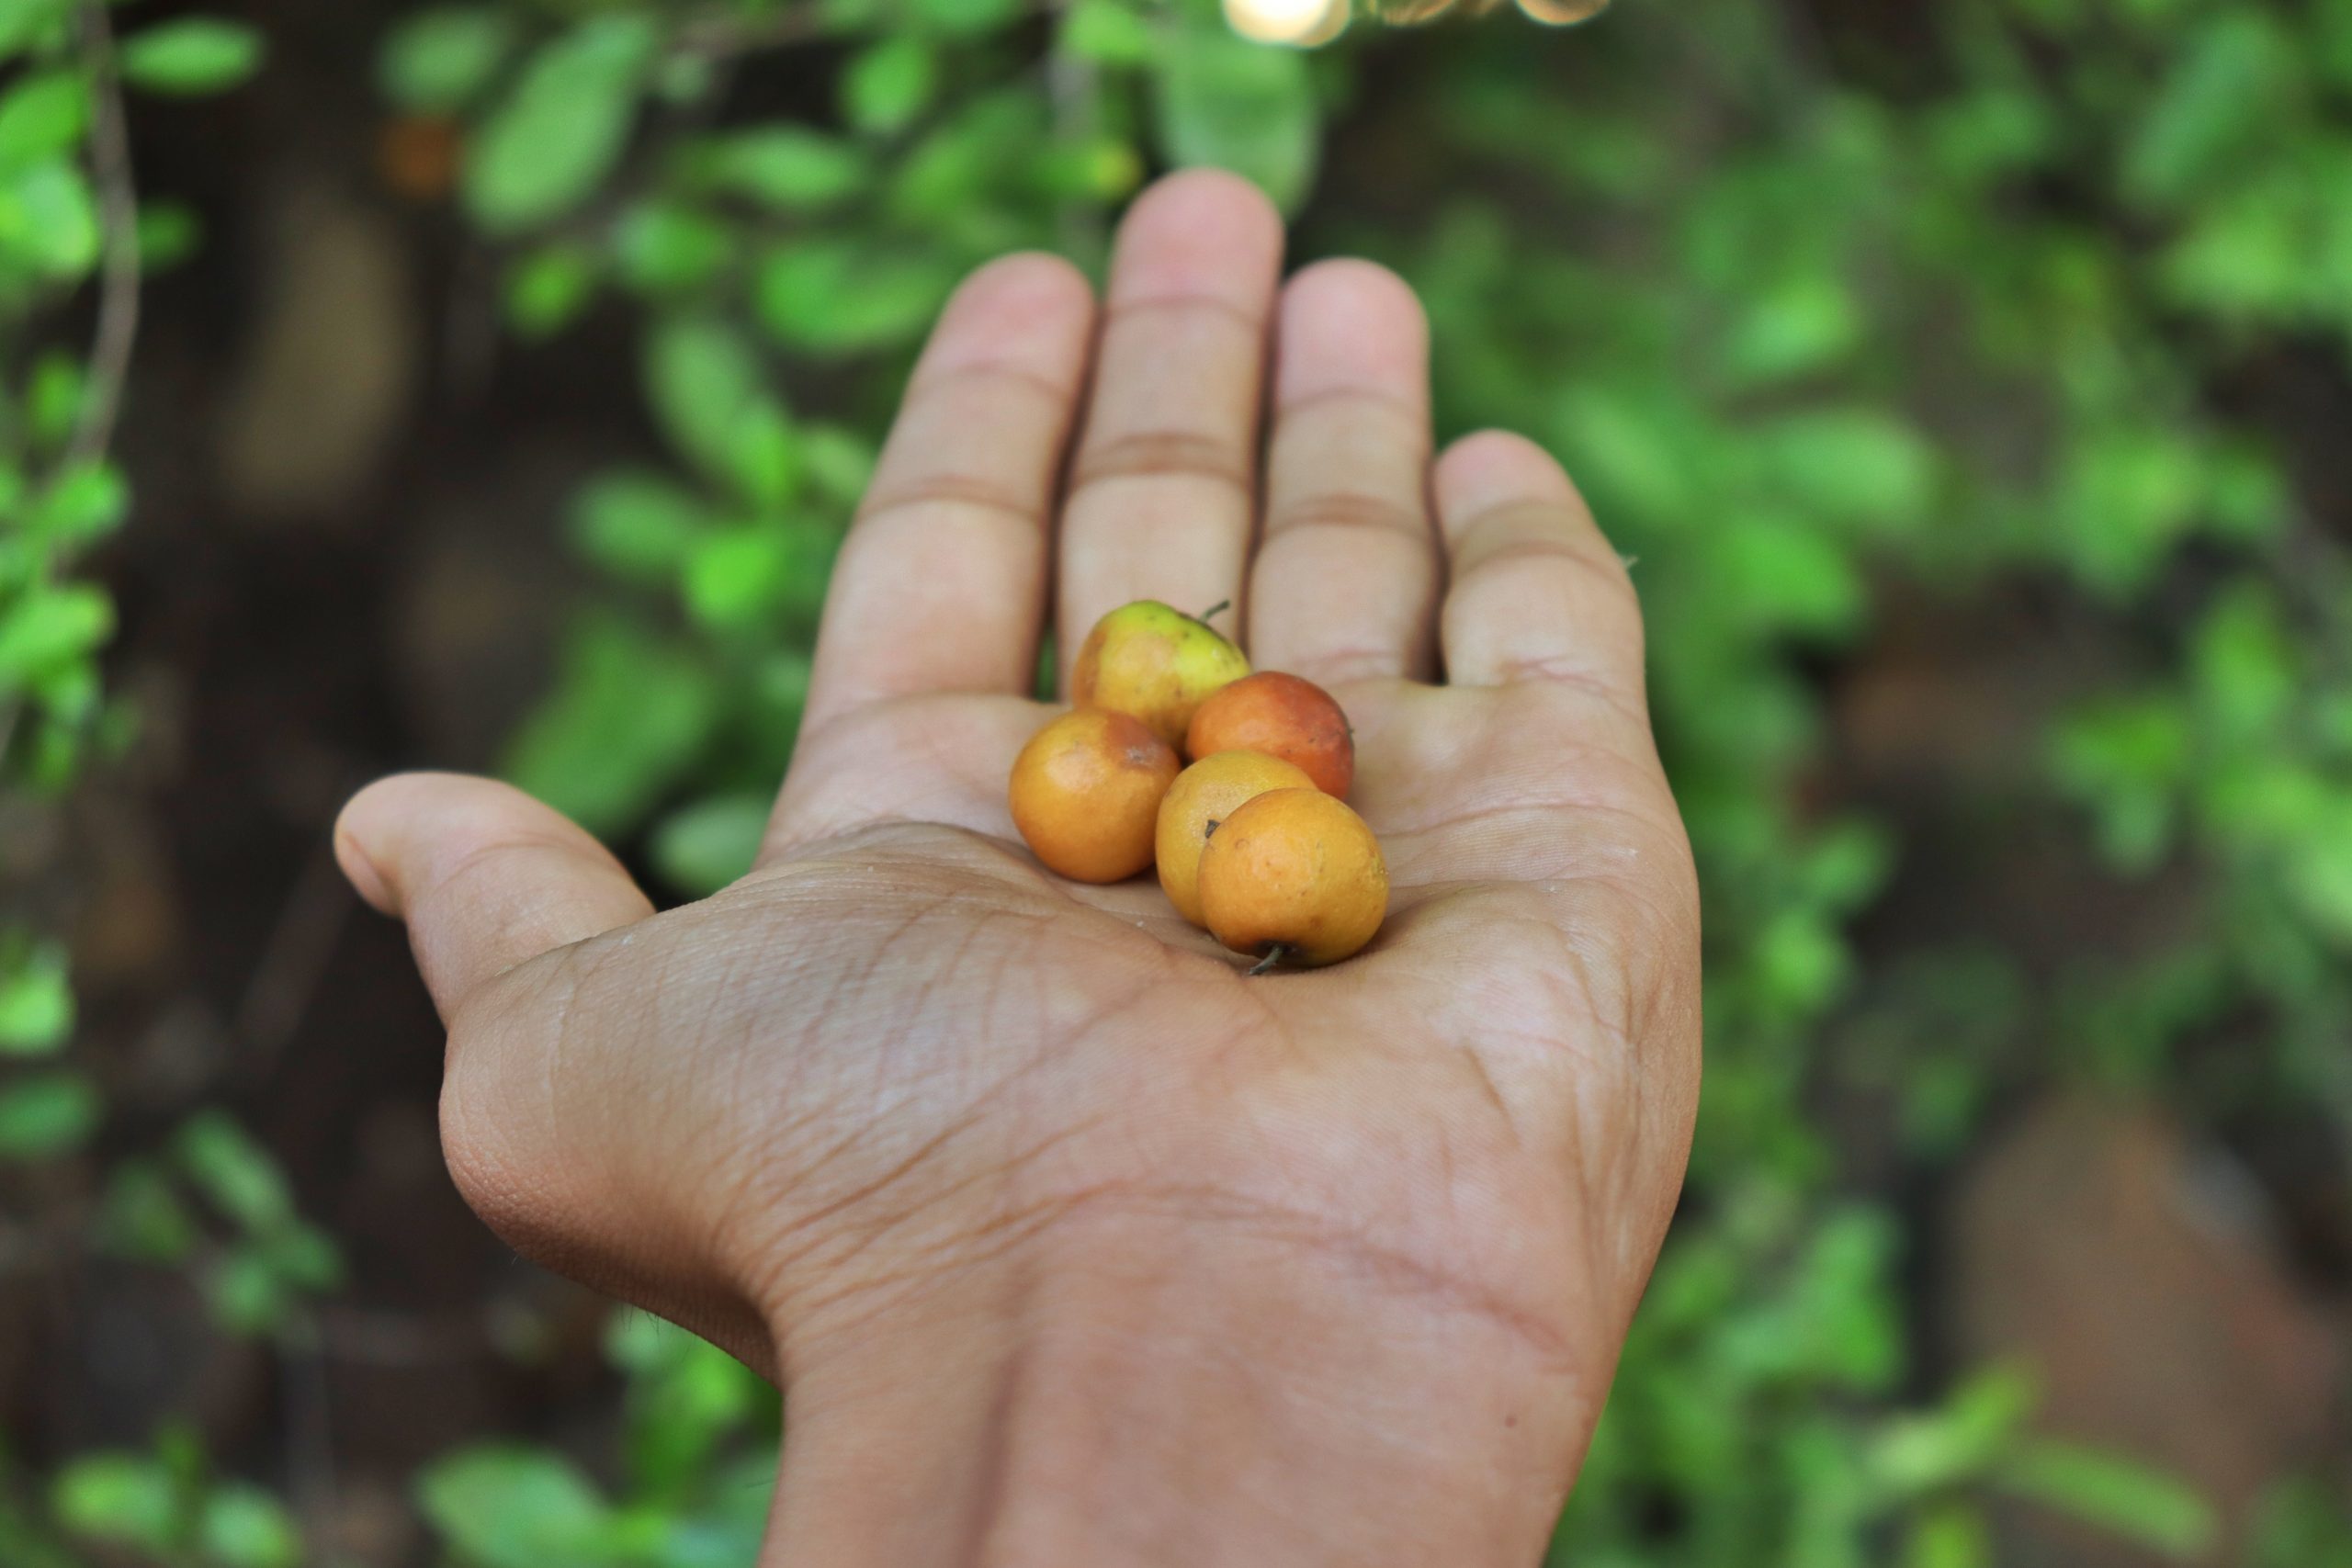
[66,0,141,472]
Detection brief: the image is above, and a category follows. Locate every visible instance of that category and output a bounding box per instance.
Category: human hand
[337,170,1700,1567]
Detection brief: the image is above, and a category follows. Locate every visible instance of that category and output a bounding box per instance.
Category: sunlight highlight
[1225,0,1350,47]
[1515,0,1611,22]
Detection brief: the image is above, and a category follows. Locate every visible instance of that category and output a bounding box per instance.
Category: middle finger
[1056,170,1285,681]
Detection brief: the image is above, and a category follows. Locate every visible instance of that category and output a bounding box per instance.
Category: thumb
[336,774,784,1375]
[334,773,654,1023]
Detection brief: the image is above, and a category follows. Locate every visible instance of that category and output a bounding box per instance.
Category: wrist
[758,1209,1601,1568]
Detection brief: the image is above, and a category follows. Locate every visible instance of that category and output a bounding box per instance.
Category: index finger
[799,254,1096,739]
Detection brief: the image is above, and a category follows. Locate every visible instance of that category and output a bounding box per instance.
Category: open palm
[340,171,1700,1567]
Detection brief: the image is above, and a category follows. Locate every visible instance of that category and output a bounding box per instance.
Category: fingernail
[334,826,397,915]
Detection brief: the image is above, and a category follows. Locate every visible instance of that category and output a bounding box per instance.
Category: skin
[1198,788,1389,967]
[1185,670,1355,796]
[1070,599,1251,748]
[1156,750,1317,926]
[334,172,1701,1568]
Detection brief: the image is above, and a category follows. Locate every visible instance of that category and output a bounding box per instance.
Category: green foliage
[379,6,517,114]
[46,1428,302,1568]
[649,791,769,897]
[0,72,88,169]
[418,1446,622,1567]
[1995,1438,2218,1559]
[462,14,659,234]
[51,1451,178,1553]
[194,1484,304,1568]
[2253,1474,2352,1568]
[116,17,265,96]
[0,1069,95,1159]
[416,1311,777,1568]
[0,0,262,1229]
[1154,19,1319,212]
[0,933,72,1053]
[503,613,722,835]
[159,1111,346,1338]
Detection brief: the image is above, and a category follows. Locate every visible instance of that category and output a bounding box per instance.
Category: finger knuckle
[1267,488,1431,545]
[1071,428,1250,494]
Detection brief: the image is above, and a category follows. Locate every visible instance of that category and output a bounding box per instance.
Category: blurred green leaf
[379,6,518,114]
[1154,27,1317,214]
[615,200,735,295]
[842,36,937,135]
[1905,1503,1993,1568]
[682,528,796,632]
[0,0,68,59]
[1061,0,1157,65]
[266,1222,345,1291]
[0,582,112,683]
[51,1453,176,1551]
[2122,11,2290,208]
[684,127,868,212]
[754,240,953,355]
[1924,87,2054,184]
[505,243,601,338]
[1561,386,1704,524]
[650,793,769,897]
[36,462,130,543]
[2189,584,2297,739]
[197,1485,300,1568]
[0,1072,97,1160]
[0,937,71,1054]
[571,469,715,586]
[1868,1366,2034,1495]
[174,1111,294,1233]
[2250,1476,2352,1568]
[1720,274,1860,389]
[119,18,266,96]
[2051,694,2192,873]
[207,1248,288,1336]
[1750,409,1936,533]
[137,198,202,272]
[417,1446,618,1568]
[2324,0,2352,91]
[797,423,877,509]
[503,615,718,835]
[1996,1440,2217,1560]
[643,316,797,506]
[1709,515,1867,638]
[2052,429,2206,597]
[2155,171,2311,322]
[911,0,1023,34]
[27,352,85,446]
[2283,796,2352,945]
[465,16,656,235]
[0,71,85,171]
[0,157,99,278]
[96,1159,201,1264]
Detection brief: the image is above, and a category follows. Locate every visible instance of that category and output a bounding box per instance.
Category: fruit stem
[1247,943,1291,977]
[1196,599,1232,626]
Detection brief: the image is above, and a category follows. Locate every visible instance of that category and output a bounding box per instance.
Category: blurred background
[1,0,2348,1562]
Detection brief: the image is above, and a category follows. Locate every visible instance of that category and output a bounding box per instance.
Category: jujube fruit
[1071,600,1250,749]
[1197,788,1389,969]
[1010,708,1182,883]
[1155,750,1317,927]
[1184,671,1355,796]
